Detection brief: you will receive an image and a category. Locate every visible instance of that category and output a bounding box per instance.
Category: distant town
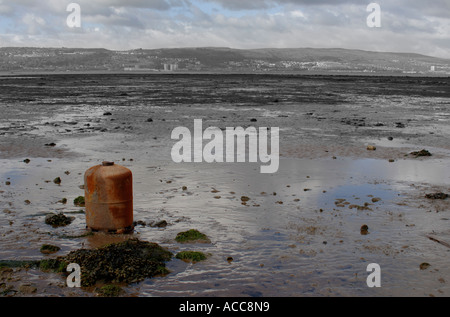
[1,47,449,75]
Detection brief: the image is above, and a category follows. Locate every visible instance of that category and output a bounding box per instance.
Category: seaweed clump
[61,238,172,287]
[73,196,85,207]
[425,192,448,200]
[45,213,74,227]
[175,229,210,244]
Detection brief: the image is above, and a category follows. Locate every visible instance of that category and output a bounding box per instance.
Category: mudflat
[0,73,449,297]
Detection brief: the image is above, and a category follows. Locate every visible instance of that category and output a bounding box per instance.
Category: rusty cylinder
[84,161,133,233]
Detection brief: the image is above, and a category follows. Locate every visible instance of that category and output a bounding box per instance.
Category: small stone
[53,177,61,184]
[241,196,250,202]
[18,284,37,294]
[420,262,431,270]
[360,224,369,235]
[367,145,376,151]
[410,149,432,157]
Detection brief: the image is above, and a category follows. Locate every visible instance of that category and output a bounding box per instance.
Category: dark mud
[0,73,449,297]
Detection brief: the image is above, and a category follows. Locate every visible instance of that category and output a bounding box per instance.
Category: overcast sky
[0,0,449,58]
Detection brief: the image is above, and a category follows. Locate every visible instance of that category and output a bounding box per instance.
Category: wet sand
[0,73,449,297]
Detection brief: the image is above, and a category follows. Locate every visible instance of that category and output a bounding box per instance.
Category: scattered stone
[146,118,153,122]
[103,112,112,116]
[61,238,172,287]
[153,220,168,228]
[96,284,124,297]
[60,198,68,204]
[425,193,448,200]
[250,118,257,122]
[45,213,74,227]
[182,186,187,191]
[388,137,394,141]
[410,149,432,157]
[227,257,234,263]
[5,181,10,185]
[45,142,56,147]
[18,284,37,294]
[73,196,85,207]
[134,220,146,227]
[24,200,31,205]
[360,224,369,235]
[241,196,250,202]
[23,159,30,164]
[396,122,406,128]
[367,145,376,151]
[371,197,381,203]
[420,262,431,270]
[53,177,61,185]
[40,244,61,254]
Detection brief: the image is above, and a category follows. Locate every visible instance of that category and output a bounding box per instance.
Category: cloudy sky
[0,0,449,58]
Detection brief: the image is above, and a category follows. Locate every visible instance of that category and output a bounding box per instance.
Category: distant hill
[0,46,449,75]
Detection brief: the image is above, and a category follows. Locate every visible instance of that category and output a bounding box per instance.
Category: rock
[360,224,369,235]
[40,244,61,254]
[175,251,207,263]
[425,193,448,200]
[410,149,432,157]
[367,145,376,151]
[18,284,37,294]
[53,177,61,184]
[388,137,394,141]
[395,122,406,128]
[420,262,431,270]
[241,196,250,202]
[45,142,56,147]
[153,220,168,228]
[371,197,381,203]
[175,229,210,244]
[23,159,30,164]
[45,213,74,227]
[250,118,257,122]
[103,112,112,116]
[73,196,85,207]
[146,118,153,122]
[61,238,172,287]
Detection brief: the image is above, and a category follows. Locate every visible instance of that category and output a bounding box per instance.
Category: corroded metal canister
[84,161,133,233]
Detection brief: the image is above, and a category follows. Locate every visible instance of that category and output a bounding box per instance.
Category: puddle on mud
[1,154,449,297]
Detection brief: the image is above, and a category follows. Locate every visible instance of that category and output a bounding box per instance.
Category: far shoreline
[0,69,449,78]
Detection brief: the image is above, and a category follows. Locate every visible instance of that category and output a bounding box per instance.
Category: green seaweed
[175,229,210,243]
[175,251,207,263]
